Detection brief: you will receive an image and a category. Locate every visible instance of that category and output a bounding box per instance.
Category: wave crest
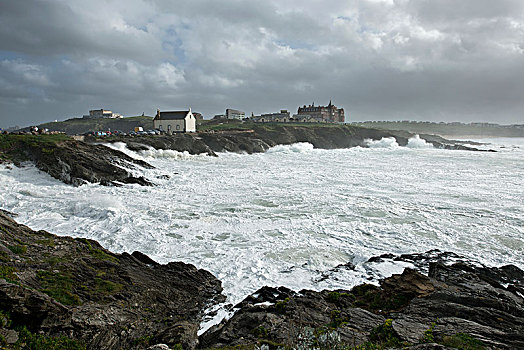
[266,143,314,154]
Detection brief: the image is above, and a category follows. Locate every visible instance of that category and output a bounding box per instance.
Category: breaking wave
[407,135,434,149]
[364,137,399,148]
[266,142,314,154]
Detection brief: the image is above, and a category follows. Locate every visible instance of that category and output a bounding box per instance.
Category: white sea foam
[266,142,314,153]
[364,137,399,148]
[1,139,523,320]
[407,135,434,149]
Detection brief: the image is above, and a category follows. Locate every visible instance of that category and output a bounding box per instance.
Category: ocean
[1,136,523,318]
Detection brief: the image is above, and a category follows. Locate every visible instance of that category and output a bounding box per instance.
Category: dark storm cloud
[1,0,523,128]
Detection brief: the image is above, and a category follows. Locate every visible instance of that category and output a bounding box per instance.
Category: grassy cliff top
[0,134,71,163]
[23,116,154,135]
[352,121,524,138]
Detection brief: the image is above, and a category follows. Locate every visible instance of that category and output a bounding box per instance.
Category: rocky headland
[0,134,153,186]
[102,124,487,157]
[0,211,522,349]
[1,125,489,188]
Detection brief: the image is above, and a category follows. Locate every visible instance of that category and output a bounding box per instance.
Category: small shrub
[441,333,486,350]
[132,335,152,346]
[369,319,401,347]
[0,265,18,284]
[275,297,290,314]
[8,244,27,254]
[16,326,85,350]
[252,326,269,338]
[326,291,350,303]
[37,270,81,306]
[421,321,436,343]
[95,278,123,295]
[0,251,10,262]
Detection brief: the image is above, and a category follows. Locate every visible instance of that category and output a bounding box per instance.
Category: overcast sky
[1,0,523,128]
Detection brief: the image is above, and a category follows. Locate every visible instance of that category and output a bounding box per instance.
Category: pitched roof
[155,111,190,120]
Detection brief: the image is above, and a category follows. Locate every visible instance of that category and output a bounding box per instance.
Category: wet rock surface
[2,138,154,186]
[104,124,487,157]
[201,251,523,349]
[1,210,521,349]
[0,212,225,349]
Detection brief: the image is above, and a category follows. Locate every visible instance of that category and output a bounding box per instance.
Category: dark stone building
[297,101,345,123]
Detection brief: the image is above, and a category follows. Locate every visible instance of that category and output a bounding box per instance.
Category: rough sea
[1,136,523,330]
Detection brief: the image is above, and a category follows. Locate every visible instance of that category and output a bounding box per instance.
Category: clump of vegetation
[94,278,123,295]
[0,251,10,262]
[8,244,27,254]
[37,270,81,306]
[275,297,290,314]
[252,326,269,338]
[132,335,152,346]
[16,326,86,350]
[369,319,401,348]
[78,238,119,264]
[421,321,436,343]
[349,283,413,313]
[326,291,351,303]
[0,265,18,284]
[440,333,485,350]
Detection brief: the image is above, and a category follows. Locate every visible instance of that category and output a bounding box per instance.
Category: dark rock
[0,211,225,349]
[201,252,524,349]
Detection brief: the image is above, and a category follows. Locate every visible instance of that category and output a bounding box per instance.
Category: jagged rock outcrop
[2,208,520,349]
[0,212,225,349]
[2,138,154,186]
[105,125,488,156]
[201,252,524,349]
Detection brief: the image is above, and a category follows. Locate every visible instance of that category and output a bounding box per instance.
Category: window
[176,124,180,130]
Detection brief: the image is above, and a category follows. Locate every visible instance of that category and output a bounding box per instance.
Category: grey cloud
[1,0,524,129]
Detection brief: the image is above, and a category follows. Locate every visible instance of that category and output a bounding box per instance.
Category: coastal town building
[251,110,291,123]
[296,101,344,123]
[83,109,123,119]
[153,109,196,134]
[225,109,245,120]
[251,101,345,123]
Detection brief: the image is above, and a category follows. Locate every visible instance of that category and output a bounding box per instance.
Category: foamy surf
[0,138,523,330]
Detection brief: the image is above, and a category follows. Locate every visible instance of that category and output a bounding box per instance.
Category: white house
[153,109,196,134]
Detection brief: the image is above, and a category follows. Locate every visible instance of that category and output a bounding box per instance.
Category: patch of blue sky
[163,27,187,65]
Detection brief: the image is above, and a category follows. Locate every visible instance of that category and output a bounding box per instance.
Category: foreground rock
[0,211,225,349]
[104,124,488,156]
[0,135,154,186]
[201,251,524,349]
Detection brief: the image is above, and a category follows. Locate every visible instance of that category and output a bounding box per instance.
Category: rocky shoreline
[0,211,522,349]
[101,124,487,157]
[1,125,492,188]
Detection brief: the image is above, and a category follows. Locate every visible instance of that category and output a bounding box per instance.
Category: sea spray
[364,137,399,148]
[0,140,523,313]
[407,135,434,149]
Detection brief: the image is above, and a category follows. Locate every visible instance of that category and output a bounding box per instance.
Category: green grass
[37,270,81,306]
[78,238,119,264]
[8,244,27,254]
[94,278,123,295]
[16,326,86,350]
[0,134,71,163]
[0,265,18,284]
[440,333,486,350]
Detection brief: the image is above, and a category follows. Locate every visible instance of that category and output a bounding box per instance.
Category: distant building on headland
[251,110,291,123]
[296,100,344,123]
[225,108,245,120]
[153,108,196,134]
[251,101,345,123]
[83,109,123,119]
